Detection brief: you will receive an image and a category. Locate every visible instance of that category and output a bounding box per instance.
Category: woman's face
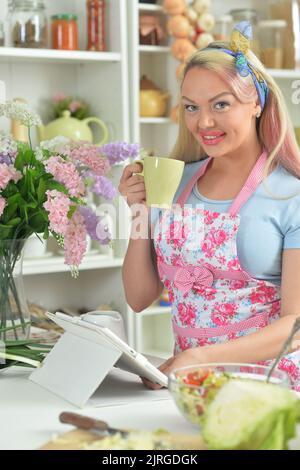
[181,67,261,158]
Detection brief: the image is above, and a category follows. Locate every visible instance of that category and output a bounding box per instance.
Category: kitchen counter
[0,367,197,450]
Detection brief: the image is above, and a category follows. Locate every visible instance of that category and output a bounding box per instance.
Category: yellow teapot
[140,89,169,118]
[37,110,109,145]
[139,74,169,118]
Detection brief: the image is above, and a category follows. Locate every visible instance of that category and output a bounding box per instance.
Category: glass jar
[213,15,233,42]
[8,0,47,48]
[51,14,78,51]
[258,20,287,69]
[86,0,106,52]
[229,8,260,57]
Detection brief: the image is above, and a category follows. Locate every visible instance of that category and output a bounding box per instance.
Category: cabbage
[202,379,300,450]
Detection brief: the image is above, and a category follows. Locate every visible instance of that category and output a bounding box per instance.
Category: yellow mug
[135,156,184,208]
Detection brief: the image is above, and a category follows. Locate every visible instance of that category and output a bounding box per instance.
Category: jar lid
[258,19,287,28]
[215,15,233,23]
[10,0,45,9]
[51,14,78,21]
[229,8,258,20]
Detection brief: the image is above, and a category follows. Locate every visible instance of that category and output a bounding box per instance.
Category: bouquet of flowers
[50,92,91,120]
[0,100,140,346]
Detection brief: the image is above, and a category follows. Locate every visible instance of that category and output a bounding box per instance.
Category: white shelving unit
[128,1,179,159]
[0,0,136,346]
[23,255,124,276]
[0,47,122,63]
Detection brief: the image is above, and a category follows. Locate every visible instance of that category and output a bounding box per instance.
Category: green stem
[28,128,32,151]
[0,351,40,368]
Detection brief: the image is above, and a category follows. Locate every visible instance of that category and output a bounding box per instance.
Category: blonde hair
[171,41,300,182]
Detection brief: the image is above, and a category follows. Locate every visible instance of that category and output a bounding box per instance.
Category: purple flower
[0,155,12,165]
[79,206,99,241]
[79,206,110,244]
[100,142,140,165]
[92,175,117,199]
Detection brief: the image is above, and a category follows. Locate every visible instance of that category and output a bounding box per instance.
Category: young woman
[118,22,300,390]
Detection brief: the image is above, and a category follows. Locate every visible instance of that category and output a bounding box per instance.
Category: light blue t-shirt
[152,159,300,286]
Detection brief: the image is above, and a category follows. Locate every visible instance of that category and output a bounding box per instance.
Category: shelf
[268,68,300,79]
[140,117,174,124]
[0,47,122,64]
[139,45,171,53]
[138,3,164,13]
[23,255,124,275]
[140,305,172,316]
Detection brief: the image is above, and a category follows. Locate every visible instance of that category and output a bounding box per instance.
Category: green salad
[173,368,230,425]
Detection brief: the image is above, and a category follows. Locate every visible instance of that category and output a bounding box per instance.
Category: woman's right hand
[118,162,146,208]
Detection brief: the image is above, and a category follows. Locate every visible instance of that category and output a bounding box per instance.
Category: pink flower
[198,338,210,347]
[208,229,227,246]
[0,164,22,190]
[278,358,300,382]
[212,302,237,326]
[0,196,6,217]
[177,302,196,327]
[45,156,84,197]
[215,303,237,316]
[195,286,217,300]
[64,210,87,268]
[204,211,220,225]
[201,238,215,258]
[268,300,281,319]
[163,280,174,303]
[227,258,240,271]
[70,143,111,176]
[165,221,187,248]
[43,190,71,235]
[249,285,277,304]
[229,280,247,290]
[176,335,190,352]
[170,253,183,266]
[69,100,81,112]
[53,92,66,102]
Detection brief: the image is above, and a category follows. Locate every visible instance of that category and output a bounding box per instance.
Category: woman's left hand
[141,347,207,390]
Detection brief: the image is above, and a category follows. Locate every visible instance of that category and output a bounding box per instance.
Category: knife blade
[59,412,129,438]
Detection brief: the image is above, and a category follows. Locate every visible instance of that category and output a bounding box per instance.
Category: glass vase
[0,239,30,340]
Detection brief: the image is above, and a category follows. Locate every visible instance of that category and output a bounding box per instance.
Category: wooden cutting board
[40,429,206,450]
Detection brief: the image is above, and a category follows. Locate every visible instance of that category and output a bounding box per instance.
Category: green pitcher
[37,110,109,145]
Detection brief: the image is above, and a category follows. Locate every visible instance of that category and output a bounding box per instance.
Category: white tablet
[46,312,168,388]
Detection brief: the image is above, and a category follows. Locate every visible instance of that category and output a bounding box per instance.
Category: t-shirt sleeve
[283,199,300,249]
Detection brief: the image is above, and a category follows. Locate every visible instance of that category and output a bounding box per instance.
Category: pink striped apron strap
[173,312,269,339]
[176,150,268,215]
[158,260,252,283]
[228,150,268,216]
[176,157,212,207]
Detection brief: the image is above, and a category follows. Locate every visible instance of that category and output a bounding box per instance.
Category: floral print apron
[154,151,300,390]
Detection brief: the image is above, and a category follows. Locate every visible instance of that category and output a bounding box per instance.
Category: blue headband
[205,21,269,111]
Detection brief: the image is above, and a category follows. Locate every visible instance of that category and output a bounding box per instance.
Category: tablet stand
[29,330,122,407]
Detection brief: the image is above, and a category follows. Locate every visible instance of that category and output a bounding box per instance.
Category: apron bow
[174,266,214,294]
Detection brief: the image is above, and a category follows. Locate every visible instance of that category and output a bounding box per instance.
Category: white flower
[0,132,18,156]
[0,101,42,127]
[38,136,70,158]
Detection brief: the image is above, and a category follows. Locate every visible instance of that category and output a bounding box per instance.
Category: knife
[59,412,129,438]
